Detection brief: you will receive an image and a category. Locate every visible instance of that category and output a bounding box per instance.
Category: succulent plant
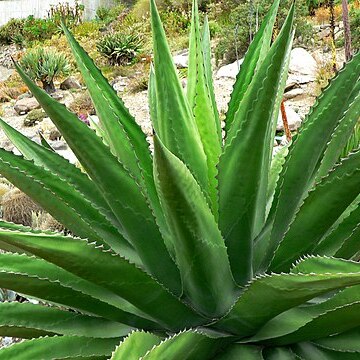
[20,47,70,93]
[97,32,142,65]
[0,0,359,358]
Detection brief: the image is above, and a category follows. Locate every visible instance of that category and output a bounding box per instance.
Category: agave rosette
[0,0,359,358]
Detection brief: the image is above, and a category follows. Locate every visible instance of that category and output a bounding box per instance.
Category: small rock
[14,97,40,115]
[49,129,62,141]
[277,105,302,131]
[51,90,75,108]
[283,87,304,100]
[216,59,244,79]
[24,109,46,127]
[60,77,82,90]
[173,50,189,69]
[50,140,68,150]
[17,93,32,100]
[0,66,13,82]
[111,76,127,92]
[318,27,331,39]
[335,29,344,40]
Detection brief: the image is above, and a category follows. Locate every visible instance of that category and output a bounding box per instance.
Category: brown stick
[342,0,352,61]
[281,99,292,142]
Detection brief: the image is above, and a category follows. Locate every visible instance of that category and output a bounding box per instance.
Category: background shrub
[0,18,25,45]
[97,32,142,65]
[20,47,70,93]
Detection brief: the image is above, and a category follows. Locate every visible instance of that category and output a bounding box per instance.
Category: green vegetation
[213,0,313,64]
[0,0,359,358]
[20,48,70,93]
[97,33,143,65]
[350,5,360,51]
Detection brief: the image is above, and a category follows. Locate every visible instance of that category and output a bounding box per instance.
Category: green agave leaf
[149,0,208,196]
[218,5,294,285]
[0,146,138,263]
[0,219,53,234]
[148,64,158,134]
[0,336,119,360]
[0,230,203,330]
[62,24,153,192]
[314,327,360,352]
[142,330,228,360]
[290,255,360,274]
[314,203,360,257]
[316,82,360,179]
[214,345,264,359]
[225,0,280,133]
[216,267,360,336]
[0,302,132,339]
[270,149,360,272]
[335,229,360,260]
[0,252,156,329]
[266,145,290,219]
[0,220,55,254]
[249,283,360,345]
[14,63,181,295]
[187,0,221,216]
[293,342,360,360]
[260,52,360,272]
[111,331,161,360]
[263,347,296,360]
[0,117,121,232]
[272,301,360,345]
[61,25,171,256]
[202,15,219,134]
[153,137,237,317]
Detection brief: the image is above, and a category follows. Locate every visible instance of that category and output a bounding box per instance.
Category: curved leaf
[260,52,360,272]
[216,263,360,336]
[154,137,237,317]
[0,230,203,330]
[0,117,121,231]
[316,82,360,179]
[111,331,161,360]
[214,344,264,359]
[187,0,221,215]
[14,62,181,295]
[142,331,228,360]
[218,5,294,285]
[314,328,360,352]
[62,24,153,193]
[293,342,360,360]
[149,0,208,196]
[314,204,360,257]
[0,336,119,360]
[0,252,155,329]
[270,150,360,272]
[0,147,136,261]
[250,284,360,345]
[0,302,132,339]
[225,0,280,132]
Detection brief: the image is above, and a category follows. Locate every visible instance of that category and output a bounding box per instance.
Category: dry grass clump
[2,188,42,226]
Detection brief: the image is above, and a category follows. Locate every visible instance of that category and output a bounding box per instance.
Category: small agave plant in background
[0,0,359,358]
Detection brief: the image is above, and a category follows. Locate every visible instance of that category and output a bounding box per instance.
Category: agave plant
[0,0,359,358]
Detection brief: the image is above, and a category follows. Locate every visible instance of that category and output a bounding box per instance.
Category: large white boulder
[289,48,317,80]
[216,59,244,79]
